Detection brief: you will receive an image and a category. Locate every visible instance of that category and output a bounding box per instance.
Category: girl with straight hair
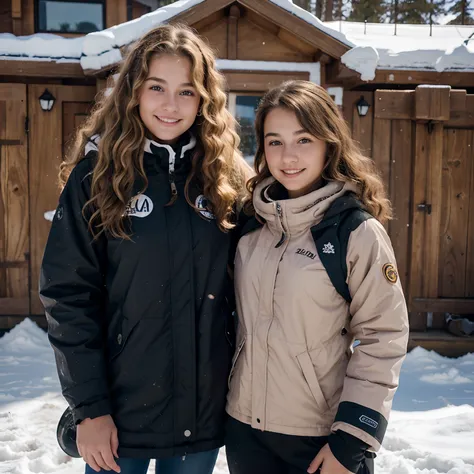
[225,80,409,474]
[40,23,250,474]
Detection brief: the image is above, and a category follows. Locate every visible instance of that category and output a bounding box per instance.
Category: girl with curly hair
[40,24,250,474]
[225,80,409,474]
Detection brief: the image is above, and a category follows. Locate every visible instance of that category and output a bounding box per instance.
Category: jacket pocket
[296,351,330,412]
[107,314,141,362]
[228,335,246,389]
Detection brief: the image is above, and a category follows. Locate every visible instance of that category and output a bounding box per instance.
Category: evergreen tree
[448,0,474,24]
[349,0,388,22]
[398,0,431,23]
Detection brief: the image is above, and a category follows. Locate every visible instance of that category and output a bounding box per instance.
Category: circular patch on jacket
[382,263,398,284]
[56,205,64,221]
[125,194,153,218]
[195,194,215,220]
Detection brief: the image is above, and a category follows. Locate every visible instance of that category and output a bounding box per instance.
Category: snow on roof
[0,0,473,80]
[325,21,474,77]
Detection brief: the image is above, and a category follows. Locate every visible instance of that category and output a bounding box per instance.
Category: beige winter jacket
[226,177,409,451]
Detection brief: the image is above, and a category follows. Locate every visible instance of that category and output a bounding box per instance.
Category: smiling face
[138,54,200,144]
[263,107,327,199]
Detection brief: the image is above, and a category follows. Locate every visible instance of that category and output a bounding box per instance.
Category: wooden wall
[0,84,29,319]
[343,86,474,331]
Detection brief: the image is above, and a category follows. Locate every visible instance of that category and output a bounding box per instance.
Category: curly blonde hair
[246,80,391,223]
[61,24,251,239]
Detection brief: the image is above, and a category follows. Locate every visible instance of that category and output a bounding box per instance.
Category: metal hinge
[417,202,432,215]
[24,116,29,134]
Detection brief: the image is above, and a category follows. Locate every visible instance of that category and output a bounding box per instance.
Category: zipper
[274,202,287,248]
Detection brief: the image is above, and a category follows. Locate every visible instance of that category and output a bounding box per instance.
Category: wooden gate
[0,84,29,318]
[344,85,474,332]
[0,84,95,326]
[28,84,95,316]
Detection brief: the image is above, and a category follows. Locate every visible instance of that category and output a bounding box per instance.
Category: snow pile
[0,32,83,62]
[1,319,474,474]
[341,46,379,81]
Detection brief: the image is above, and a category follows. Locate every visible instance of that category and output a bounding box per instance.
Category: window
[228,93,262,165]
[37,0,105,34]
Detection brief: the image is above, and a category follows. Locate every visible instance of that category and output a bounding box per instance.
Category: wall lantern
[356,95,370,117]
[39,89,56,112]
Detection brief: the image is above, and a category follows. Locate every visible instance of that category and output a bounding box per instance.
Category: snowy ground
[0,319,473,474]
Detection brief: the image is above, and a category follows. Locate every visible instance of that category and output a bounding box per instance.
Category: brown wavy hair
[245,80,391,223]
[61,24,251,239]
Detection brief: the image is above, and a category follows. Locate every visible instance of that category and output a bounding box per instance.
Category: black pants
[225,416,374,474]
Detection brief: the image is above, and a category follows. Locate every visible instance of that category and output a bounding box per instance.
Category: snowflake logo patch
[322,242,335,254]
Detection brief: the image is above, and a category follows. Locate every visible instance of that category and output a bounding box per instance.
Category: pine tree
[349,0,388,22]
[398,0,431,23]
[448,0,474,24]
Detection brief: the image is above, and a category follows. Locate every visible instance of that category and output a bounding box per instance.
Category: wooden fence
[343,85,474,331]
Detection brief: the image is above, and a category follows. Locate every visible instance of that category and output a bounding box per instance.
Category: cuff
[328,430,369,474]
[72,398,112,425]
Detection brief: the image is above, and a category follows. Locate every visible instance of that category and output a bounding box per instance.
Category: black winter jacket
[40,136,235,458]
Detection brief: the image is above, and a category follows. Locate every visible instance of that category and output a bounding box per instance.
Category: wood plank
[352,92,373,157]
[0,314,47,329]
[59,86,97,103]
[374,90,414,120]
[0,102,6,298]
[227,5,239,60]
[439,129,472,297]
[0,60,84,79]
[412,298,474,314]
[408,330,474,358]
[22,0,34,35]
[237,16,313,62]
[466,131,474,298]
[415,85,451,122]
[277,28,317,56]
[238,0,349,58]
[0,297,29,315]
[389,120,413,295]
[448,95,474,128]
[450,89,467,112]
[173,0,235,27]
[372,119,391,231]
[223,71,309,92]
[12,0,21,18]
[28,85,62,315]
[0,84,26,101]
[341,90,359,133]
[198,15,228,59]
[63,102,91,157]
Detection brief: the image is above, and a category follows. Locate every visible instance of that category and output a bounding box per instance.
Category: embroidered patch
[55,205,64,221]
[322,242,335,254]
[382,263,398,284]
[195,195,215,220]
[125,194,153,218]
[359,415,378,429]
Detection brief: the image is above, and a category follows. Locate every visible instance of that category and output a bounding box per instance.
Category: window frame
[35,0,106,35]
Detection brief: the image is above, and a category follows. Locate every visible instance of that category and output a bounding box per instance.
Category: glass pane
[39,1,104,33]
[234,95,261,165]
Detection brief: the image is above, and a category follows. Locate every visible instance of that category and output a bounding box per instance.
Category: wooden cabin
[0,0,473,355]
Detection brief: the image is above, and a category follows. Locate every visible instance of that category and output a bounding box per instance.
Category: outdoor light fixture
[356,95,370,117]
[39,89,56,112]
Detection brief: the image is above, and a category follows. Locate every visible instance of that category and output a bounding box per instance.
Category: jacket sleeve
[330,218,409,452]
[39,157,112,424]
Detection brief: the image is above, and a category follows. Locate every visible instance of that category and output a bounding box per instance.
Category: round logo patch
[382,263,398,284]
[195,195,215,220]
[125,194,153,218]
[56,205,64,221]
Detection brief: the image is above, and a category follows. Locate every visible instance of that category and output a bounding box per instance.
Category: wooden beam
[412,298,474,314]
[448,94,474,128]
[0,60,84,78]
[172,0,235,26]
[374,90,414,120]
[227,4,240,60]
[12,0,21,18]
[238,0,349,58]
[408,330,474,358]
[0,297,29,315]
[415,85,451,121]
[0,315,47,329]
[223,70,309,92]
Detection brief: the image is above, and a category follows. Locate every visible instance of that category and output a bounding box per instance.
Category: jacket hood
[253,177,359,237]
